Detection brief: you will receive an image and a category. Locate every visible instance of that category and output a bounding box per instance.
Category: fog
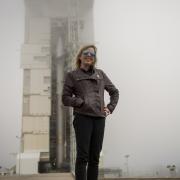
[1,0,180,177]
[0,0,24,168]
[94,0,180,176]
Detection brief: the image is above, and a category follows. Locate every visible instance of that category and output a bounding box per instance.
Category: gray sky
[0,0,24,168]
[94,0,180,176]
[1,0,180,177]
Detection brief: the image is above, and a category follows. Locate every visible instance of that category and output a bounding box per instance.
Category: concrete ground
[0,173,74,180]
[0,173,180,180]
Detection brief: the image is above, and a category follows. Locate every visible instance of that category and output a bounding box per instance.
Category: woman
[62,45,119,180]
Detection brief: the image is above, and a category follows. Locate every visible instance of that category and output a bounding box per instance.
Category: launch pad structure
[17,0,95,175]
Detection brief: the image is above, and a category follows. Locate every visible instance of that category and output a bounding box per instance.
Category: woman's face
[80,47,96,67]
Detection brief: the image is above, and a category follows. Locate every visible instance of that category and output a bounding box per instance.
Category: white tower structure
[17,0,95,175]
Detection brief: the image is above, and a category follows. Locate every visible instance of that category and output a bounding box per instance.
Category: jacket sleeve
[101,70,119,113]
[62,72,84,107]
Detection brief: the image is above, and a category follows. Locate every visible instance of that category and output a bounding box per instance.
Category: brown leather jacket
[62,68,119,117]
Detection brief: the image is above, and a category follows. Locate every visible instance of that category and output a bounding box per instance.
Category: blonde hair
[75,44,97,69]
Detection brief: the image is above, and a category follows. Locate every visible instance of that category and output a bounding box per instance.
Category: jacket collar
[75,68,102,80]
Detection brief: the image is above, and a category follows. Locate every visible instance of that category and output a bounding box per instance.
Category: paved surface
[0,173,74,180]
[0,173,180,180]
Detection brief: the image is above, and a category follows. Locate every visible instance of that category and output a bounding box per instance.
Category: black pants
[73,113,106,180]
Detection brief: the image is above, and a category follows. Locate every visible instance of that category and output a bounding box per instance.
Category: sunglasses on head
[82,51,96,57]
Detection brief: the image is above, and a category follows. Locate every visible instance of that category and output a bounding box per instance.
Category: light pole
[124,154,130,177]
[16,135,23,175]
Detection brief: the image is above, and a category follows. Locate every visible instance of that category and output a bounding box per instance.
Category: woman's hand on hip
[104,107,111,117]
